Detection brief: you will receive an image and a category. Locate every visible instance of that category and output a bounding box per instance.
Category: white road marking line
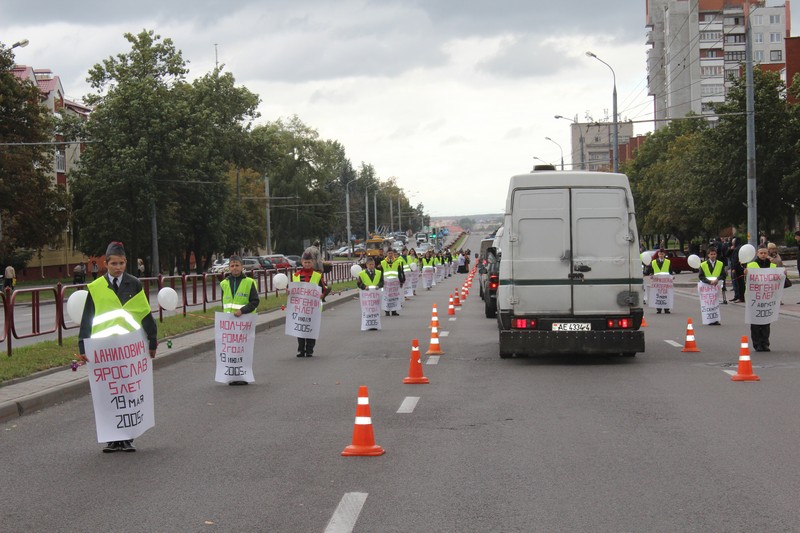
[426,356,440,365]
[448,317,457,321]
[439,331,449,337]
[397,396,420,413]
[664,340,683,348]
[324,492,368,533]
[722,369,736,376]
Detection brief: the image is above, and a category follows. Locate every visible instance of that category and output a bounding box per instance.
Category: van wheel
[485,298,497,318]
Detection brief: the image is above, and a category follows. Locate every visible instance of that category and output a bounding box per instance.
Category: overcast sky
[3,1,797,217]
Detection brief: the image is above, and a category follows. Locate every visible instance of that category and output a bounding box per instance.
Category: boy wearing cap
[79,241,157,453]
[646,249,672,314]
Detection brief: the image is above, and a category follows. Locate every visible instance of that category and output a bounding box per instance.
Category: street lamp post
[11,39,29,50]
[555,114,586,170]
[345,178,357,252]
[531,156,549,171]
[544,137,564,171]
[365,186,370,238]
[586,51,618,173]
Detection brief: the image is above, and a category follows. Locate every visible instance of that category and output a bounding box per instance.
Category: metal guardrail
[1,263,355,356]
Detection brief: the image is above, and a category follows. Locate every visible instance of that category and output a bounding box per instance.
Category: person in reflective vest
[647,249,672,314]
[745,245,777,352]
[78,241,157,454]
[292,252,328,357]
[380,249,405,316]
[220,255,260,317]
[357,256,383,290]
[699,245,727,325]
[220,255,260,385]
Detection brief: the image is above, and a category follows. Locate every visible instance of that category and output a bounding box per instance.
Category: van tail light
[488,275,499,290]
[607,318,632,329]
[512,318,537,329]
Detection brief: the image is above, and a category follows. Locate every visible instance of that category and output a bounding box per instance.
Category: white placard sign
[697,282,721,325]
[285,281,323,339]
[409,268,419,292]
[360,288,382,330]
[214,312,256,383]
[382,278,402,312]
[422,267,434,289]
[648,274,674,309]
[745,268,785,325]
[85,329,154,443]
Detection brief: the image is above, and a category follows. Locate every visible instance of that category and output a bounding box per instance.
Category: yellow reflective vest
[652,259,671,274]
[221,276,258,314]
[87,276,151,338]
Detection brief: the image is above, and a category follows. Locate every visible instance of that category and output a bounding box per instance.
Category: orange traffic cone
[641,316,648,327]
[426,326,445,355]
[448,295,455,316]
[341,386,386,456]
[681,318,700,352]
[453,289,461,307]
[404,339,430,384]
[462,286,468,300]
[731,336,760,382]
[429,304,439,329]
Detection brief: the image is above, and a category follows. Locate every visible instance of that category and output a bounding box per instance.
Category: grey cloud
[477,35,578,78]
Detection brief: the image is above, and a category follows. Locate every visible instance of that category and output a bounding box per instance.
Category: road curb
[0,289,360,423]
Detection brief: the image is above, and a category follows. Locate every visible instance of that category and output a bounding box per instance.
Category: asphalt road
[1,233,799,532]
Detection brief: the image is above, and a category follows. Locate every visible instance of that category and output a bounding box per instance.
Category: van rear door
[510,187,633,315]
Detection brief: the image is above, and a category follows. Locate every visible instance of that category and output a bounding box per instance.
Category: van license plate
[552,323,591,331]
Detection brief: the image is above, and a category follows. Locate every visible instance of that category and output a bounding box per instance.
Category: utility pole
[745,4,758,245]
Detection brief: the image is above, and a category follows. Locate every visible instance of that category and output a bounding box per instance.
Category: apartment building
[560,119,635,172]
[11,65,90,280]
[646,0,791,126]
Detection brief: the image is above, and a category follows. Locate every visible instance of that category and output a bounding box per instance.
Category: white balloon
[410,262,418,271]
[273,273,289,290]
[687,254,702,269]
[158,287,179,311]
[641,251,653,266]
[66,290,88,324]
[738,243,756,264]
[350,264,363,278]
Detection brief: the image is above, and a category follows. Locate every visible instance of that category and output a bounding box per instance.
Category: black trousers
[750,324,770,349]
[297,338,316,355]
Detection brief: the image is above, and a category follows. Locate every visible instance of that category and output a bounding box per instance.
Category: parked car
[478,247,500,318]
[261,254,292,270]
[646,249,698,274]
[285,255,301,267]
[208,258,229,274]
[246,256,275,270]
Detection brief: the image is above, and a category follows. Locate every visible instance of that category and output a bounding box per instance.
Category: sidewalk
[0,288,360,423]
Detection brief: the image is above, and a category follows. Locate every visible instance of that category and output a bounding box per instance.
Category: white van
[496,169,645,357]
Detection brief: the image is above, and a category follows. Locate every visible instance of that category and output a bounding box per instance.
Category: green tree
[0,43,70,266]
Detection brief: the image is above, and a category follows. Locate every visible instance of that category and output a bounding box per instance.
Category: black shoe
[229,381,248,385]
[120,440,136,452]
[296,352,305,358]
[657,309,661,314]
[709,321,720,325]
[762,346,770,352]
[391,311,399,316]
[722,300,728,305]
[306,352,313,357]
[385,311,390,316]
[102,442,121,453]
[664,309,670,314]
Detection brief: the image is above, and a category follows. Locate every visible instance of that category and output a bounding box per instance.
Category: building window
[700,31,722,41]
[770,32,781,43]
[725,50,746,62]
[701,84,725,96]
[724,16,742,26]
[701,102,716,113]
[754,32,763,43]
[701,65,724,77]
[752,14,763,25]
[725,68,741,80]
[55,150,66,173]
[770,50,782,61]
[725,34,746,44]
[769,14,781,24]
[753,50,764,62]
[706,50,718,58]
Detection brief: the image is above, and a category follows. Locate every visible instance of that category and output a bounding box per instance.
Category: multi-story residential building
[560,119,635,171]
[11,65,90,280]
[646,0,791,127]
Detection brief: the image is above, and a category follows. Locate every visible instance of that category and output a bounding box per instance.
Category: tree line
[1,30,426,275]
[625,67,800,252]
